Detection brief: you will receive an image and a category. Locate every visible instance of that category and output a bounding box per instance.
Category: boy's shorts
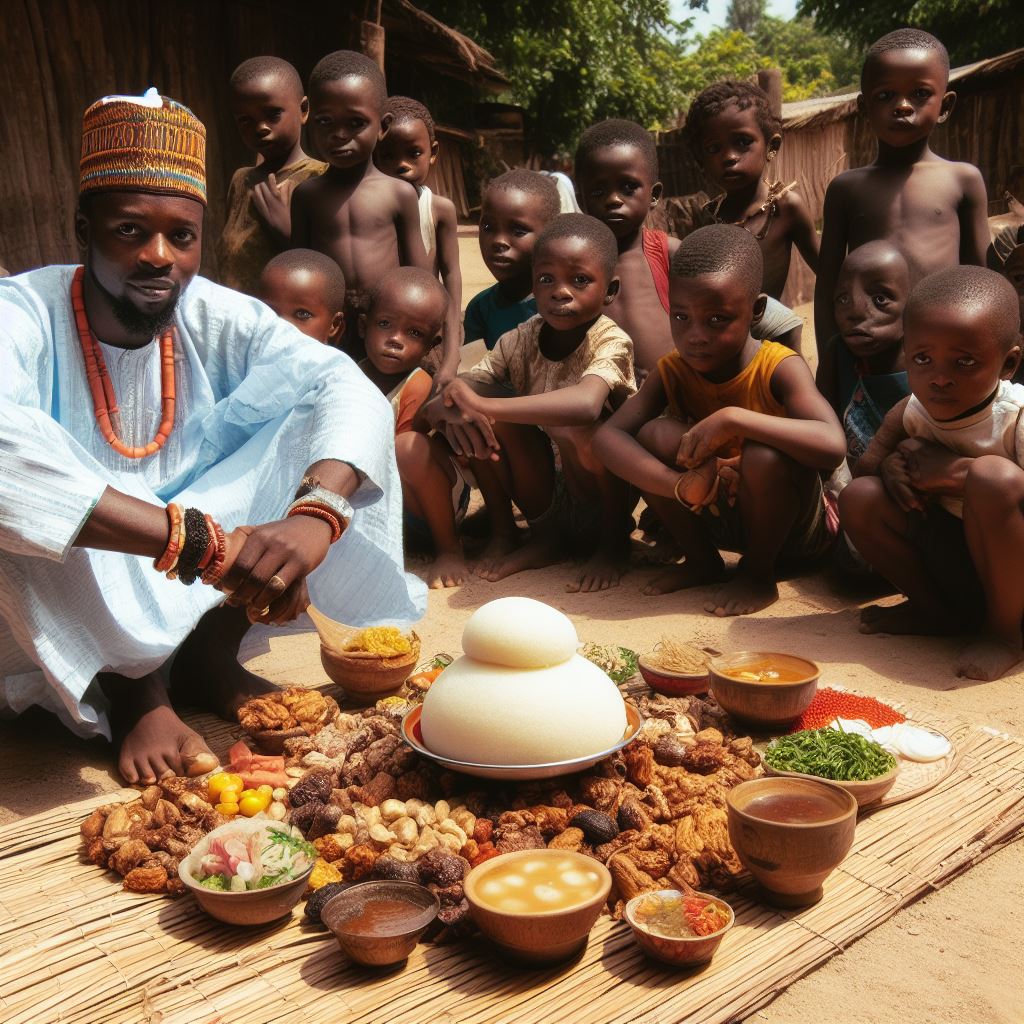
[700,472,838,562]
[527,471,633,557]
[905,505,985,627]
[403,464,471,551]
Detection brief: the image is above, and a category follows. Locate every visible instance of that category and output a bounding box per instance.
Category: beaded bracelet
[287,502,343,542]
[176,508,210,586]
[154,503,185,572]
[197,513,218,572]
[201,520,228,586]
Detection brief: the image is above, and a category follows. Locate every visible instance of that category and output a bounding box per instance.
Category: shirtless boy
[840,267,1024,682]
[258,248,346,346]
[429,214,636,593]
[594,225,845,614]
[219,57,325,294]
[374,96,462,384]
[687,80,819,305]
[814,29,990,352]
[291,50,429,358]
[574,119,680,376]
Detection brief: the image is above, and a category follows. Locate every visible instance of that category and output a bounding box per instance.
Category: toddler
[219,57,325,295]
[840,267,1024,681]
[291,50,429,358]
[358,267,470,589]
[430,213,636,592]
[594,224,845,614]
[374,96,463,383]
[815,29,989,352]
[257,249,346,346]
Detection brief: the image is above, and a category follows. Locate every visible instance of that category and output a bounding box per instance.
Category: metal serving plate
[400,702,644,781]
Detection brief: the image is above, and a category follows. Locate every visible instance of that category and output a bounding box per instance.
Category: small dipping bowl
[637,654,709,697]
[708,651,819,730]
[464,849,612,964]
[625,889,733,968]
[322,880,439,967]
[727,777,857,908]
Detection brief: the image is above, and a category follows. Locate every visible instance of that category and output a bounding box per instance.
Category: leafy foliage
[419,0,706,153]
[796,0,1024,67]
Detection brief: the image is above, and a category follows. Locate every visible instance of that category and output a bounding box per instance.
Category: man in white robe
[0,91,425,782]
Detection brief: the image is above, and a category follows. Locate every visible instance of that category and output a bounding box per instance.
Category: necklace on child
[71,265,177,459]
[709,178,797,240]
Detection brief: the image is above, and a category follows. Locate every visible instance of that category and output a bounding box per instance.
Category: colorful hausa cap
[80,88,207,205]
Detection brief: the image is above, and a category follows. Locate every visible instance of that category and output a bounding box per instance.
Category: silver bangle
[287,486,354,526]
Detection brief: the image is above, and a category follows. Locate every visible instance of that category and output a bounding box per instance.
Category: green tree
[754,15,861,100]
[418,0,705,154]
[726,0,767,35]
[796,0,1024,67]
[676,29,769,107]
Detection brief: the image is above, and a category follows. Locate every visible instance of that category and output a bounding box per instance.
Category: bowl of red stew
[625,889,734,967]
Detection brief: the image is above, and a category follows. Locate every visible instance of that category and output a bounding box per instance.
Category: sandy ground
[1,233,1022,1023]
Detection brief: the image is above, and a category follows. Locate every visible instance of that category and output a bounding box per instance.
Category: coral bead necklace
[71,265,176,458]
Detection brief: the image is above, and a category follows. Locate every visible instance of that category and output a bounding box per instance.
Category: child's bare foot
[859,601,954,636]
[567,548,627,593]
[642,559,727,596]
[955,636,1023,680]
[474,531,522,579]
[476,535,564,582]
[705,573,778,616]
[427,551,470,589]
[101,671,216,785]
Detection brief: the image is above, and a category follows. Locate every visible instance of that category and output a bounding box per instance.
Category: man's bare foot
[642,559,727,596]
[474,531,522,579]
[859,601,954,636]
[955,636,1023,680]
[567,547,627,593]
[705,573,778,616]
[100,671,215,785]
[170,604,276,719]
[476,535,564,582]
[428,551,470,589]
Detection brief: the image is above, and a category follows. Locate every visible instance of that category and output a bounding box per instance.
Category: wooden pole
[360,20,385,72]
[757,67,783,118]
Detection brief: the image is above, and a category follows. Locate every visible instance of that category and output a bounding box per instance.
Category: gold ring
[268,574,287,592]
[257,606,271,617]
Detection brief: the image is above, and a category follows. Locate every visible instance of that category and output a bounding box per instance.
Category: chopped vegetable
[684,896,731,936]
[765,727,897,781]
[195,824,316,892]
[199,874,228,891]
[581,643,639,684]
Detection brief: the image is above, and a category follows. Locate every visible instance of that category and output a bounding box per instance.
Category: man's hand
[251,173,296,241]
[675,410,736,468]
[879,451,923,512]
[220,516,332,616]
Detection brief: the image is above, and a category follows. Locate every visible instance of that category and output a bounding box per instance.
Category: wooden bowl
[637,654,709,696]
[464,850,612,964]
[319,632,420,705]
[763,761,900,808]
[726,777,857,908]
[624,890,734,967]
[178,819,313,926]
[708,651,819,730]
[322,880,439,967]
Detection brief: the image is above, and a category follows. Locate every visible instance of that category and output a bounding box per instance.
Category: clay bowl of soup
[726,777,857,908]
[708,651,819,729]
[464,849,612,964]
[322,880,439,967]
[625,889,734,968]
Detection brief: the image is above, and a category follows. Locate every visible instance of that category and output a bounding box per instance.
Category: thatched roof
[782,46,1024,130]
[383,0,508,91]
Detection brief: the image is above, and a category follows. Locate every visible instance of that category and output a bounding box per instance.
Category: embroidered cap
[80,88,207,205]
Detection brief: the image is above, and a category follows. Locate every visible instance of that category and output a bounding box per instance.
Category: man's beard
[87,264,181,338]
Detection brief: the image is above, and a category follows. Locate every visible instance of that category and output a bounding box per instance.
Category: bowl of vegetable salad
[179,818,317,925]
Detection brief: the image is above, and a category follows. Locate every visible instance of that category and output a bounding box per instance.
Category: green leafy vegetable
[262,826,316,860]
[582,643,639,684]
[199,874,228,890]
[765,727,896,781]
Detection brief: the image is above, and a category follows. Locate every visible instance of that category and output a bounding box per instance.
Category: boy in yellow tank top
[594,224,846,614]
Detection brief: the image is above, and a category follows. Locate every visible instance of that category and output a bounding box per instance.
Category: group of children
[213,29,1024,683]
